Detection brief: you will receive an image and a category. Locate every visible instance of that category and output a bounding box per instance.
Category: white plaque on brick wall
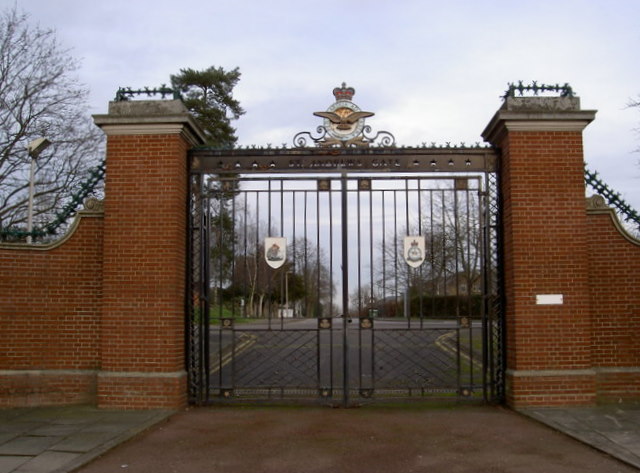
[536,294,563,305]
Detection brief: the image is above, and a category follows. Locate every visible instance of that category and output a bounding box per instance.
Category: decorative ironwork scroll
[0,160,106,242]
[585,165,640,230]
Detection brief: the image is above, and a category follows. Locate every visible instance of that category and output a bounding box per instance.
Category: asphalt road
[207,317,483,402]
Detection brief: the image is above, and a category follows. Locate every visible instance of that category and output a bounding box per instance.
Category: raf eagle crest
[312,110,375,131]
[312,83,375,147]
[293,83,395,148]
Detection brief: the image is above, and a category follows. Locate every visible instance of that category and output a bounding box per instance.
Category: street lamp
[284,270,292,318]
[26,138,51,243]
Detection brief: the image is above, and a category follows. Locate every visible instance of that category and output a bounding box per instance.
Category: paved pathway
[521,405,640,470]
[0,406,171,473]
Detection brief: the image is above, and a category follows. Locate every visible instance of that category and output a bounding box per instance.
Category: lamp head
[27,137,51,158]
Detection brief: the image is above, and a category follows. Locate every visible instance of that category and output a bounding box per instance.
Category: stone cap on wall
[0,199,104,251]
[93,99,207,146]
[587,195,640,246]
[482,96,597,147]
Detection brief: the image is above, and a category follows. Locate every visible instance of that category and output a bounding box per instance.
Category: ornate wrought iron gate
[187,148,504,405]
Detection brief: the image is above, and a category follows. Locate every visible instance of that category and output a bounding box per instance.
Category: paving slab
[521,405,640,471]
[0,436,62,456]
[28,425,81,438]
[0,456,30,473]
[50,432,119,454]
[0,406,173,473]
[13,451,81,473]
[0,423,45,437]
[0,434,19,445]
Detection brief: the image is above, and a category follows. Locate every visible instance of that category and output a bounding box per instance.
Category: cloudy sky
[13,0,640,209]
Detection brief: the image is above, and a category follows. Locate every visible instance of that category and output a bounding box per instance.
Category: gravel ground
[77,405,637,473]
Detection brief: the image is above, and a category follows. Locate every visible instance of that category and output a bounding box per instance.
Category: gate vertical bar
[491,170,506,403]
[481,176,490,402]
[404,178,410,327]
[203,186,211,401]
[341,172,349,406]
[326,189,334,393]
[482,170,505,403]
[186,174,199,404]
[454,183,461,394]
[187,172,210,405]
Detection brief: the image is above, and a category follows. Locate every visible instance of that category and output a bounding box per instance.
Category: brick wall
[483,96,640,407]
[0,100,203,409]
[97,132,189,409]
[586,201,640,402]
[0,211,103,406]
[501,130,595,406]
[93,100,204,409]
[482,97,599,407]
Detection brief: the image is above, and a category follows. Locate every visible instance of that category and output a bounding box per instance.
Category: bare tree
[0,7,102,236]
[224,207,334,319]
[631,96,640,157]
[375,186,483,317]
[290,236,334,318]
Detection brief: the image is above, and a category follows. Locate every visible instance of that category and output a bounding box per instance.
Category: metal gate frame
[187,147,504,405]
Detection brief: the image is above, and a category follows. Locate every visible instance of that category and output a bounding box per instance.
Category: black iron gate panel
[202,175,349,402]
[187,156,503,405]
[342,175,489,401]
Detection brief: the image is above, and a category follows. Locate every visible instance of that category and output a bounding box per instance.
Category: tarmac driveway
[76,405,637,473]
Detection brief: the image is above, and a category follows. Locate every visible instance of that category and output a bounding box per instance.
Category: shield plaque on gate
[265,237,287,269]
[404,236,425,268]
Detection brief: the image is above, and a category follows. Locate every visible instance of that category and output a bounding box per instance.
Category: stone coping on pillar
[482,96,597,146]
[93,99,206,147]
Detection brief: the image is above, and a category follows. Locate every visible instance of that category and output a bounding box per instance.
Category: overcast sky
[13,0,640,209]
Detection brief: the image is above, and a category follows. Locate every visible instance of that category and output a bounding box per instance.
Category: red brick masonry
[0,211,103,406]
[587,202,640,403]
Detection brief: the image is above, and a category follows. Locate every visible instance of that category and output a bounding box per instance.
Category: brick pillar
[483,96,597,407]
[93,100,205,409]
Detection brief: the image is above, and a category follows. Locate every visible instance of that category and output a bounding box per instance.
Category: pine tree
[170,66,245,148]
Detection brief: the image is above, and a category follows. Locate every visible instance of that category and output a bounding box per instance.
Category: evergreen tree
[170,66,244,147]
[171,66,245,302]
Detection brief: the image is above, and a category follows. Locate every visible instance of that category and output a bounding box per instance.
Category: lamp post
[26,138,51,243]
[285,270,291,316]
